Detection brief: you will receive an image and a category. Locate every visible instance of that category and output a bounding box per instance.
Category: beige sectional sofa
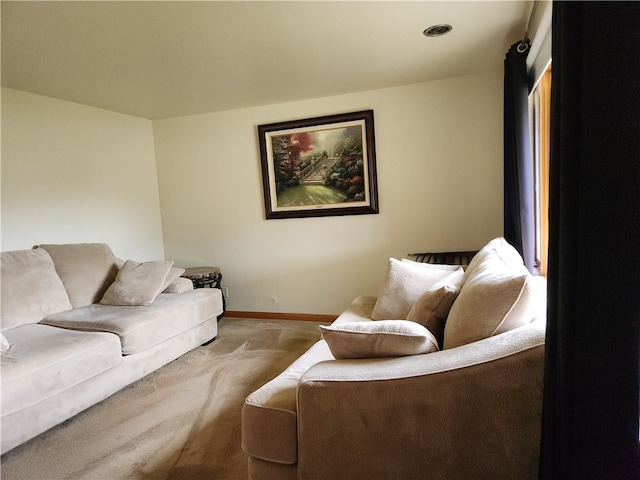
[0,243,223,454]
[242,237,547,479]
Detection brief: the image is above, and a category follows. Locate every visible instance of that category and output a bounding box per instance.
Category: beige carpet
[1,317,325,480]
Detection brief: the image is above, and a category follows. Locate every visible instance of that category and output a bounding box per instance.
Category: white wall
[1,88,165,261]
[153,71,504,315]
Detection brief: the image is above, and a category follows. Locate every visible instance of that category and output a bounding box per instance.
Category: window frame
[530,63,552,277]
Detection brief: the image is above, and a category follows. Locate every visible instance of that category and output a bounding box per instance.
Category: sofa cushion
[242,341,335,465]
[100,259,174,306]
[320,320,439,359]
[406,267,465,348]
[371,259,455,320]
[1,333,10,352]
[162,277,194,294]
[332,296,377,326]
[1,248,73,330]
[162,266,186,292]
[0,324,122,416]
[443,271,546,349]
[443,237,546,349]
[463,237,527,282]
[38,243,121,308]
[42,288,223,354]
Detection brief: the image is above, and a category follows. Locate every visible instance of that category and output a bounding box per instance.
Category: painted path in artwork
[299,156,339,185]
[276,185,347,207]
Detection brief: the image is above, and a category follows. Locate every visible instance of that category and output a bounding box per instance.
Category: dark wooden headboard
[407,250,478,266]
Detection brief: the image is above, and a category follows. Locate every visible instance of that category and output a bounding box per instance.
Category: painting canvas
[258,110,379,219]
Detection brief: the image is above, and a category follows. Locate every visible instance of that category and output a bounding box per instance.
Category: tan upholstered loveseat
[242,237,547,479]
[0,243,223,454]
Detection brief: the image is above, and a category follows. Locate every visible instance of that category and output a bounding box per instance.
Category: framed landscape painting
[258,110,379,220]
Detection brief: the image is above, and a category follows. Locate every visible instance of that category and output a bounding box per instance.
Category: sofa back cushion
[443,237,547,349]
[38,243,121,308]
[1,248,73,330]
[463,237,527,283]
[443,272,546,349]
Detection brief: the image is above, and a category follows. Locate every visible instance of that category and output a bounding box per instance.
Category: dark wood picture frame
[258,110,379,220]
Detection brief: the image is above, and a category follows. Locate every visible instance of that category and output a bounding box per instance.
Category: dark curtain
[539,2,640,479]
[504,40,535,272]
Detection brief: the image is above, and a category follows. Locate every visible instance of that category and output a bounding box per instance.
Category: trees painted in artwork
[272,132,314,193]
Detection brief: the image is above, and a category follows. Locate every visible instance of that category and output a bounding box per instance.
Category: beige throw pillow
[162,277,193,294]
[161,266,186,292]
[406,267,465,348]
[463,237,526,282]
[1,333,10,352]
[443,271,545,349]
[100,260,173,306]
[320,320,439,359]
[371,258,454,320]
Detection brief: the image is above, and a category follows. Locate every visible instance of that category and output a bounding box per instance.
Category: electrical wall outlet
[222,287,229,298]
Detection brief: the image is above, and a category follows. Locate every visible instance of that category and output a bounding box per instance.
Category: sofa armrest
[296,321,545,480]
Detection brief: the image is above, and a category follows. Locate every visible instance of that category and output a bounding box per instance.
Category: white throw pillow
[162,277,194,294]
[320,320,439,359]
[1,333,10,352]
[463,237,526,282]
[161,266,186,292]
[443,271,546,349]
[100,259,173,306]
[371,258,454,320]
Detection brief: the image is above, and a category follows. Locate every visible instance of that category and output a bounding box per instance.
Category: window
[530,63,551,276]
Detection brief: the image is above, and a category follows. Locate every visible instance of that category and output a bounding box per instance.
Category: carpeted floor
[0,317,325,480]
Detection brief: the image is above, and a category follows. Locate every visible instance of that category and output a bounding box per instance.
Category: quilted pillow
[100,260,173,306]
[371,258,454,320]
[320,320,439,359]
[406,267,465,348]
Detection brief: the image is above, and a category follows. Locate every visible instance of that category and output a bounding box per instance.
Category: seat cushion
[242,340,335,465]
[42,288,223,354]
[0,324,122,416]
[1,248,73,330]
[38,243,121,308]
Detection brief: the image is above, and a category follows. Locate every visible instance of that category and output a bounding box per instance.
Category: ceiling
[1,1,532,120]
